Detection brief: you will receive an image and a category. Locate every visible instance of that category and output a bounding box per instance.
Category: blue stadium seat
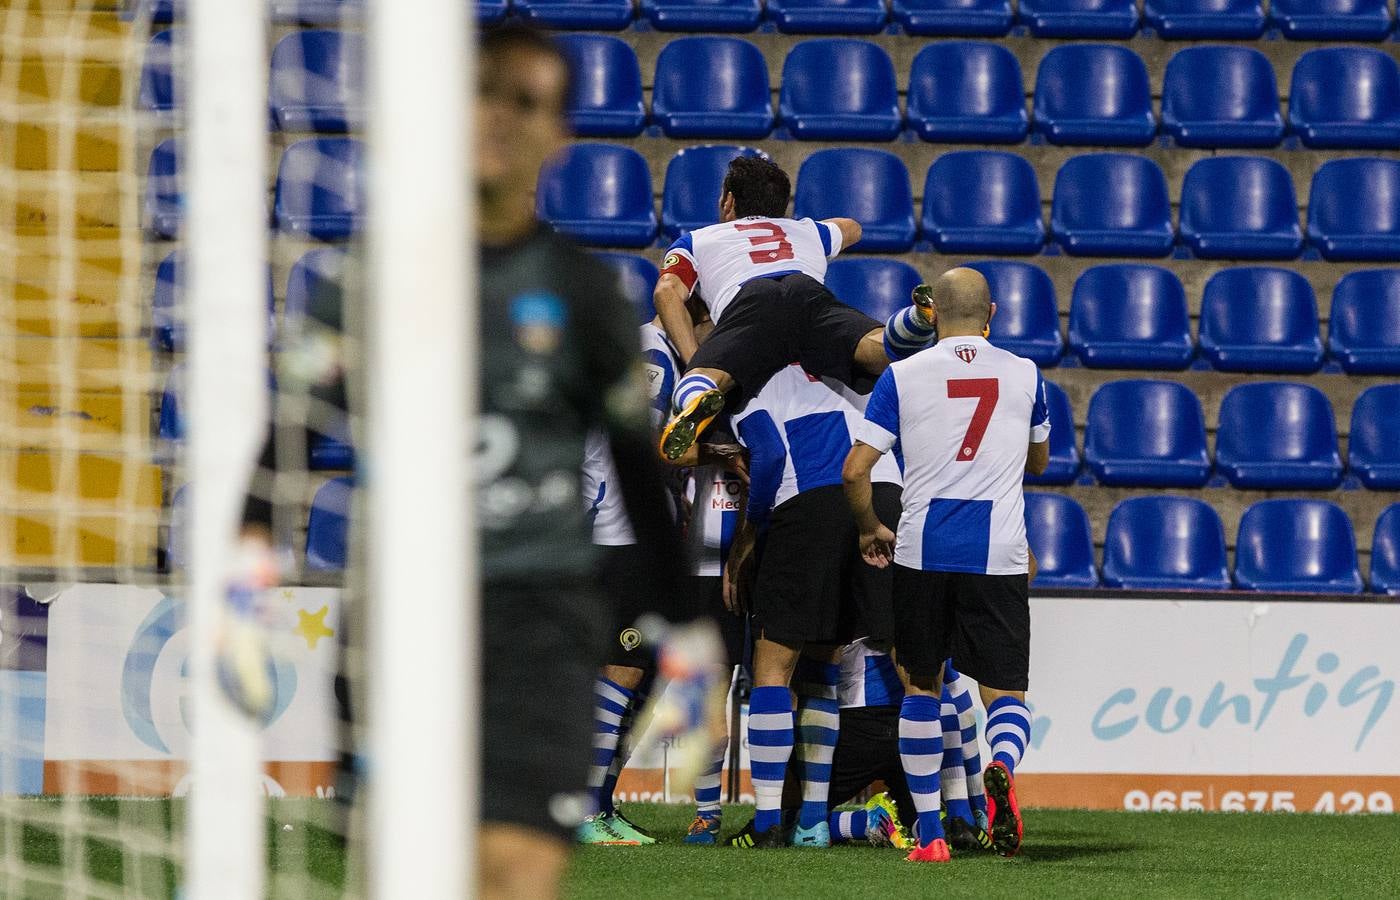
[270,0,361,25]
[595,253,660,323]
[1269,0,1393,41]
[1178,157,1302,260]
[768,0,887,33]
[556,35,645,138]
[536,144,657,248]
[1144,0,1264,37]
[1024,493,1099,588]
[145,139,182,240]
[1068,265,1193,369]
[1084,380,1211,487]
[1024,380,1080,485]
[284,249,355,471]
[1349,385,1400,490]
[921,152,1044,254]
[1019,0,1139,38]
[477,0,510,22]
[274,138,365,241]
[1160,47,1283,149]
[1102,497,1230,590]
[269,30,363,133]
[661,145,765,239]
[1328,269,1400,375]
[780,40,902,141]
[1307,159,1400,262]
[641,0,763,32]
[1371,504,1400,594]
[906,42,1027,144]
[824,258,921,322]
[1234,500,1364,594]
[142,0,180,23]
[515,0,634,29]
[965,260,1063,366]
[1198,267,1323,373]
[793,149,915,252]
[159,364,183,443]
[152,251,181,352]
[653,38,772,139]
[1051,154,1174,257]
[1216,383,1344,489]
[1033,45,1155,147]
[1289,49,1400,150]
[892,0,1013,35]
[307,477,353,572]
[139,30,177,114]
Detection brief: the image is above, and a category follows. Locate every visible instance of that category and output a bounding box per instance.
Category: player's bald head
[931,268,992,327]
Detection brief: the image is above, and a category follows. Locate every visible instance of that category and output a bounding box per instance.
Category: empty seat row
[1029,495,1398,595]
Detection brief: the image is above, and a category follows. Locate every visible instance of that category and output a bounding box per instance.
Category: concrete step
[0,118,123,171]
[0,168,126,235]
[5,237,139,338]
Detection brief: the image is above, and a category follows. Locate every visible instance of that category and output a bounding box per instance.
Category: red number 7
[947,378,999,461]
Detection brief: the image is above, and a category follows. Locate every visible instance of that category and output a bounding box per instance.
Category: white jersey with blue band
[856,336,1050,575]
[732,364,902,527]
[687,465,745,577]
[583,321,681,546]
[659,216,844,324]
[839,638,904,709]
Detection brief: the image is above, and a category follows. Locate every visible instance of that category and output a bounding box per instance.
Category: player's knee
[601,664,645,691]
[479,826,569,900]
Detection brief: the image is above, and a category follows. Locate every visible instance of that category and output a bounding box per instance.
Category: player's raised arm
[655,236,702,363]
[821,217,862,255]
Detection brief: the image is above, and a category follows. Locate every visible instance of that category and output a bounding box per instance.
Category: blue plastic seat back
[1371,504,1400,594]
[1103,496,1230,590]
[285,248,347,334]
[307,477,353,572]
[892,0,1014,36]
[595,252,661,323]
[779,39,902,140]
[536,143,658,248]
[1216,382,1343,488]
[1328,269,1400,374]
[965,260,1063,365]
[661,145,765,239]
[1289,48,1400,149]
[1270,0,1393,40]
[516,0,635,29]
[274,138,365,241]
[641,0,764,32]
[1349,384,1400,489]
[159,364,184,443]
[1199,267,1322,373]
[1034,44,1155,146]
[1161,46,1282,148]
[269,30,363,132]
[921,151,1044,253]
[824,258,921,322]
[271,0,362,25]
[1023,493,1099,588]
[557,34,645,138]
[1068,265,1193,369]
[1235,500,1363,594]
[653,38,772,139]
[1051,153,1174,257]
[793,149,916,252]
[768,0,888,34]
[1024,380,1080,485]
[1179,157,1302,259]
[906,42,1027,143]
[1307,159,1400,261]
[1019,0,1140,37]
[146,138,182,239]
[139,30,178,113]
[1145,0,1265,38]
[1084,380,1210,486]
[152,251,181,352]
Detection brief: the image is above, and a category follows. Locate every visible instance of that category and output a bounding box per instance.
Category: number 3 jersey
[856,336,1050,576]
[660,216,845,323]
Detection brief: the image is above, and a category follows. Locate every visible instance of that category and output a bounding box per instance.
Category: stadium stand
[1177,157,1302,260]
[535,143,657,247]
[920,151,1044,254]
[1033,44,1155,147]
[662,145,766,237]
[158,365,183,444]
[1018,0,1140,38]
[1023,381,1080,485]
[152,251,182,352]
[595,252,660,322]
[891,0,1014,35]
[906,41,1027,143]
[779,39,901,140]
[1372,505,1400,595]
[1197,267,1324,374]
[792,149,915,251]
[1102,496,1231,591]
[1050,154,1174,257]
[966,260,1063,366]
[824,257,921,322]
[1234,500,1365,594]
[557,34,647,137]
[1159,46,1283,148]
[1083,380,1211,488]
[1327,269,1400,375]
[1215,383,1344,490]
[1068,265,1193,370]
[145,138,182,240]
[274,137,366,241]
[652,37,772,138]
[138,29,177,114]
[515,0,636,29]
[270,0,362,26]
[306,477,353,572]
[1306,159,1400,262]
[640,0,764,32]
[1348,385,1400,491]
[766,0,888,34]
[1024,493,1099,588]
[1288,48,1400,150]
[1268,0,1394,41]
[269,29,363,133]
[1143,0,1265,39]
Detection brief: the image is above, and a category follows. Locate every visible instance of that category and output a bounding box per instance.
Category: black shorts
[481,577,609,840]
[688,273,880,401]
[856,482,903,645]
[891,567,1031,691]
[678,574,749,667]
[752,484,860,646]
[599,544,660,668]
[828,706,916,826]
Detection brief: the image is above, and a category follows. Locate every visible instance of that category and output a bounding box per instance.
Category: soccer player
[842,268,1050,863]
[652,156,940,462]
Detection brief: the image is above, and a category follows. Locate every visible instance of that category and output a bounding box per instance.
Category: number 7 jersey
[660,216,844,323]
[855,336,1051,575]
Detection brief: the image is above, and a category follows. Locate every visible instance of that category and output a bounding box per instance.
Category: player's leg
[790,275,936,389]
[823,704,909,848]
[480,825,570,900]
[738,636,801,845]
[791,645,842,847]
[686,585,745,844]
[943,661,992,839]
[939,662,994,852]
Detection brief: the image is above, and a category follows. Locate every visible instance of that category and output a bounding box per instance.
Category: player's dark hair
[479,23,573,113]
[722,156,791,219]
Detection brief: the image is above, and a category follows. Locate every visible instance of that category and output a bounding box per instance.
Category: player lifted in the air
[652,155,940,462]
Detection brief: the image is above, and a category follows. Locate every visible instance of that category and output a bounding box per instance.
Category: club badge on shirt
[955,344,978,364]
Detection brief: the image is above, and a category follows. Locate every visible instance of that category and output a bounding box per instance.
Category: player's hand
[723,546,754,616]
[860,524,896,569]
[699,442,749,486]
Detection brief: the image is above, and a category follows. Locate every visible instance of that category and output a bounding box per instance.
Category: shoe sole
[660,389,726,461]
[983,762,1023,857]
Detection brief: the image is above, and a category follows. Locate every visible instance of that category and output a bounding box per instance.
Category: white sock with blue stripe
[794,659,841,830]
[945,665,987,819]
[672,372,719,415]
[883,306,937,361]
[748,685,794,833]
[898,693,945,845]
[828,809,868,842]
[693,734,727,820]
[940,688,973,825]
[986,696,1032,775]
[589,676,635,815]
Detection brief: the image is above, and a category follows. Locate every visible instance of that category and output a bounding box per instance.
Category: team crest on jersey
[955,344,978,364]
[510,292,567,354]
